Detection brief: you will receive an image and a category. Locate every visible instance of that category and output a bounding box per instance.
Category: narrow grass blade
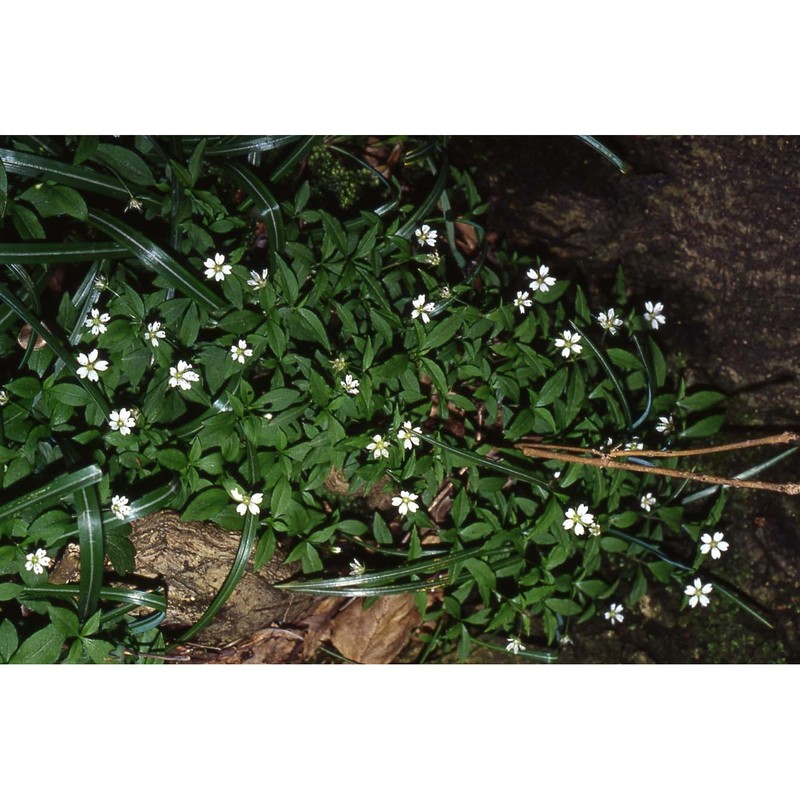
[0,279,110,414]
[474,637,558,663]
[682,447,798,504]
[0,243,127,263]
[171,512,259,645]
[204,136,299,157]
[21,585,167,613]
[0,147,137,202]
[0,464,102,522]
[572,321,632,428]
[88,209,226,313]
[74,483,104,619]
[630,334,654,430]
[270,135,321,183]
[285,577,449,597]
[420,433,552,490]
[575,136,631,174]
[221,162,285,254]
[394,151,449,241]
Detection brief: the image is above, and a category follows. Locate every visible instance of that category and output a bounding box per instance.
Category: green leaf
[221,162,285,254]
[544,597,583,615]
[536,368,568,407]
[187,138,206,186]
[373,511,393,545]
[49,605,81,637]
[9,625,65,664]
[94,143,156,186]
[296,307,331,351]
[0,619,18,662]
[182,488,230,521]
[420,356,449,397]
[88,210,225,313]
[204,136,299,157]
[18,184,88,221]
[421,313,462,353]
[6,376,41,399]
[678,391,727,412]
[0,583,23,601]
[81,637,115,664]
[10,204,45,239]
[606,348,643,371]
[680,415,726,439]
[74,482,105,620]
[0,242,126,263]
[0,157,7,218]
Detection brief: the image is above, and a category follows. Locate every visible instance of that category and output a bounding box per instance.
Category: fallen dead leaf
[330,594,421,664]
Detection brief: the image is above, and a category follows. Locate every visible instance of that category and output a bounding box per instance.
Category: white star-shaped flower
[506,636,526,655]
[349,558,366,576]
[109,408,136,436]
[397,421,421,450]
[84,308,111,336]
[246,269,269,289]
[76,349,109,382]
[144,321,166,347]
[0,390,8,406]
[624,439,644,451]
[589,521,602,537]
[110,495,132,520]
[25,548,52,575]
[554,330,582,358]
[341,373,360,395]
[700,531,729,560]
[415,224,438,247]
[230,339,253,364]
[597,308,623,334]
[640,493,656,512]
[655,415,674,435]
[604,603,624,625]
[513,291,532,313]
[643,301,666,330]
[527,264,556,292]
[563,504,594,536]
[204,252,232,282]
[392,490,419,516]
[125,196,143,213]
[168,360,200,391]
[366,434,390,459]
[230,487,264,516]
[411,294,436,324]
[685,578,713,608]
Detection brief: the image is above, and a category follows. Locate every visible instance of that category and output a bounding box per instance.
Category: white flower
[246,269,269,289]
[110,495,132,520]
[263,412,273,421]
[0,390,8,406]
[366,434,390,459]
[204,252,232,282]
[25,548,52,575]
[700,531,729,560]
[513,291,532,313]
[411,294,436,324]
[685,578,713,608]
[597,308,623,334]
[415,224,438,247]
[624,439,644,451]
[109,408,136,436]
[439,285,452,299]
[604,603,624,625]
[397,421,422,450]
[230,487,264,516]
[589,521,602,537]
[144,321,166,347]
[168,360,200,391]
[643,301,666,330]
[427,252,442,266]
[125,196,143,213]
[76,349,109,382]
[506,636,526,655]
[554,330,583,358]
[230,339,253,364]
[341,373,360,395]
[84,308,111,336]
[330,356,347,373]
[640,493,656,512]
[563,504,594,536]
[349,558,366,576]
[392,490,419,516]
[527,264,557,292]
[655,415,674,435]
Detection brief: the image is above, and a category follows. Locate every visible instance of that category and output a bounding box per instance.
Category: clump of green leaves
[0,135,776,663]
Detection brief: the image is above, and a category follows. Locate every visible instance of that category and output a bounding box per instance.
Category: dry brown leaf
[330,594,421,664]
[455,222,479,257]
[301,596,347,661]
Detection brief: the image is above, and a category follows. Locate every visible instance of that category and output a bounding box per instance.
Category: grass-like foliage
[0,135,774,663]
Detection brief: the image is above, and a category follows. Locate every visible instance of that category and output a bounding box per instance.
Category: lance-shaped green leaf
[270,136,321,183]
[20,585,167,614]
[202,136,299,157]
[74,482,105,620]
[0,464,102,522]
[575,136,631,174]
[88,209,226,313]
[0,242,126,264]
[220,162,285,254]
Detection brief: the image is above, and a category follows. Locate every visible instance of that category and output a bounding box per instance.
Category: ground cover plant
[0,135,794,664]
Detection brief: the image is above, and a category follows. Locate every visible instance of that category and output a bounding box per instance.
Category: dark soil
[452,135,800,663]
